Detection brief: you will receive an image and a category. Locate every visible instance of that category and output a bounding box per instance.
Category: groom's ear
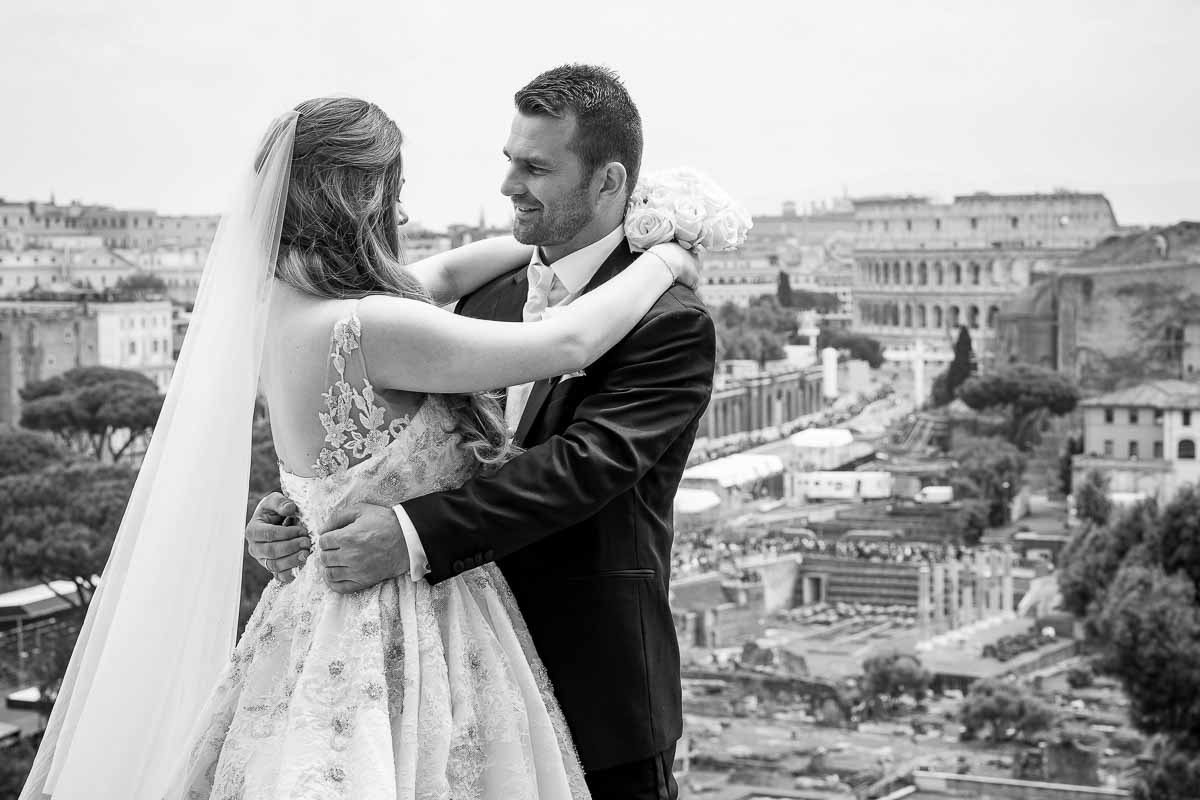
[596,161,628,205]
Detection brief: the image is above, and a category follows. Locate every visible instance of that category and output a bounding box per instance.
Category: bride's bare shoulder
[268,282,357,335]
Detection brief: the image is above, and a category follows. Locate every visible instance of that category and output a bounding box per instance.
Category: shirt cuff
[394,504,430,582]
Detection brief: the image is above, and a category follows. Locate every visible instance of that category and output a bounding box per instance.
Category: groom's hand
[319,504,410,594]
[246,492,311,583]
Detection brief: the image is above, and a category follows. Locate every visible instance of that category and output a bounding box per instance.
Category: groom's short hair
[515,64,643,199]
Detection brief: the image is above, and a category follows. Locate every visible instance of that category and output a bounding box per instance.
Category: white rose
[625,206,676,252]
[702,208,747,251]
[673,197,706,247]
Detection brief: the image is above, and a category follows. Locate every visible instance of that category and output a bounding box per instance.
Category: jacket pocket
[567,568,657,581]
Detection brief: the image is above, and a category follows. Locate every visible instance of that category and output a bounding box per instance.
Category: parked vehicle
[913,485,954,504]
[797,470,893,501]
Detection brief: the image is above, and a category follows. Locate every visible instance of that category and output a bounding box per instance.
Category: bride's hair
[274,96,512,468]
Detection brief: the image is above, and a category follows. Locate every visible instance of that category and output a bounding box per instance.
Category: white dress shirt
[397,225,626,580]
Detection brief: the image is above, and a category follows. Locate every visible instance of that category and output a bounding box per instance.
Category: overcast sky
[4,0,1198,230]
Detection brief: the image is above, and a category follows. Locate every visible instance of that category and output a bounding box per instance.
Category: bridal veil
[20,112,297,799]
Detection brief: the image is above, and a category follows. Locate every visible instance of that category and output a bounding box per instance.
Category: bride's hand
[649,242,701,290]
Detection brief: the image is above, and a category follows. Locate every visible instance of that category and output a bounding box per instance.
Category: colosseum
[851,191,1120,364]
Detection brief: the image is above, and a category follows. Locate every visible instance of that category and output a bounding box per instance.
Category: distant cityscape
[3,186,1200,798]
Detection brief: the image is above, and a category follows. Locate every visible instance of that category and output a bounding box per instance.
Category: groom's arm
[406,296,715,583]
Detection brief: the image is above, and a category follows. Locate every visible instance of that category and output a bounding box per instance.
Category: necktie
[523,261,569,322]
[508,262,570,434]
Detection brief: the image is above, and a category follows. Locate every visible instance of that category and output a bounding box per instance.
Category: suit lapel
[512,240,637,447]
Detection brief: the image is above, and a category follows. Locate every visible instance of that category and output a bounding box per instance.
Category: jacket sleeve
[402,301,716,583]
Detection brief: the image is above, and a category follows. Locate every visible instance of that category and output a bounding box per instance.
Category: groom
[248,64,715,800]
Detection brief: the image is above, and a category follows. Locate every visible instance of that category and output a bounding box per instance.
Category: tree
[20,366,164,461]
[776,270,794,308]
[114,271,168,296]
[950,435,1027,527]
[0,461,137,608]
[1058,435,1085,495]
[960,678,1058,743]
[713,297,796,366]
[1092,565,1200,738]
[929,369,953,408]
[945,326,976,401]
[1059,486,1200,794]
[0,426,66,478]
[793,290,842,313]
[957,364,1080,449]
[1074,469,1113,527]
[816,326,885,368]
[860,652,931,716]
[1133,738,1200,800]
[1058,500,1155,620]
[955,499,990,546]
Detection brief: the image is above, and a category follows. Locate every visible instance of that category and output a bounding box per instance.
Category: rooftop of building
[1080,378,1200,409]
[852,190,1111,209]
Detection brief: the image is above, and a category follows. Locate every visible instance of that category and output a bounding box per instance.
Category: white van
[913,485,954,504]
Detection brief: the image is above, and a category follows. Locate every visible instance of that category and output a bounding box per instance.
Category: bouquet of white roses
[624,168,753,253]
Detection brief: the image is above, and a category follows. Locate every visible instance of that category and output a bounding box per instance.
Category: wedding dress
[168,308,589,799]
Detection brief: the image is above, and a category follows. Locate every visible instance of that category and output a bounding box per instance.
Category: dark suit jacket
[400,240,716,771]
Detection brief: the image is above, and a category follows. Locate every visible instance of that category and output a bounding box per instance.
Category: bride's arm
[357,243,697,394]
[405,235,533,305]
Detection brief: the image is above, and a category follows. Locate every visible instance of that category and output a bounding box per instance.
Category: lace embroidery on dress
[313,311,411,478]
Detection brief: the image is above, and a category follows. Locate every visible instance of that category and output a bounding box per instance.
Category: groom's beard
[511,183,593,248]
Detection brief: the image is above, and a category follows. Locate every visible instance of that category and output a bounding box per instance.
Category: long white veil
[20,111,298,799]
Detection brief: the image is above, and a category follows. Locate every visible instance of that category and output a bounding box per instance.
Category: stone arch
[903,304,913,328]
[1179,439,1196,460]
[892,263,901,284]
[987,305,1000,328]
[932,305,943,328]
[934,262,944,285]
[951,262,963,285]
[918,262,928,285]
[970,262,981,285]
[904,262,913,284]
[968,305,980,328]
[917,305,927,328]
[948,305,961,328]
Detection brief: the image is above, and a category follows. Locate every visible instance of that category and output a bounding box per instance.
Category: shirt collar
[531,224,625,295]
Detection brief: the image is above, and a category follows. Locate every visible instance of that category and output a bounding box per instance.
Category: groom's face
[501,112,595,247]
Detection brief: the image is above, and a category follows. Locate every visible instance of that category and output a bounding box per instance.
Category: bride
[19,98,697,799]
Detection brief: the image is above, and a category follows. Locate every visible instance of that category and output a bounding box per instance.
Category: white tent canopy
[789,427,854,449]
[683,453,785,488]
[673,488,722,515]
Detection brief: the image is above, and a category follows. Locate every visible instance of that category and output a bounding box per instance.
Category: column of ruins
[1002,545,1016,615]
[948,560,961,629]
[932,563,946,633]
[974,551,989,619]
[961,564,975,625]
[987,550,1002,617]
[917,565,932,640]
